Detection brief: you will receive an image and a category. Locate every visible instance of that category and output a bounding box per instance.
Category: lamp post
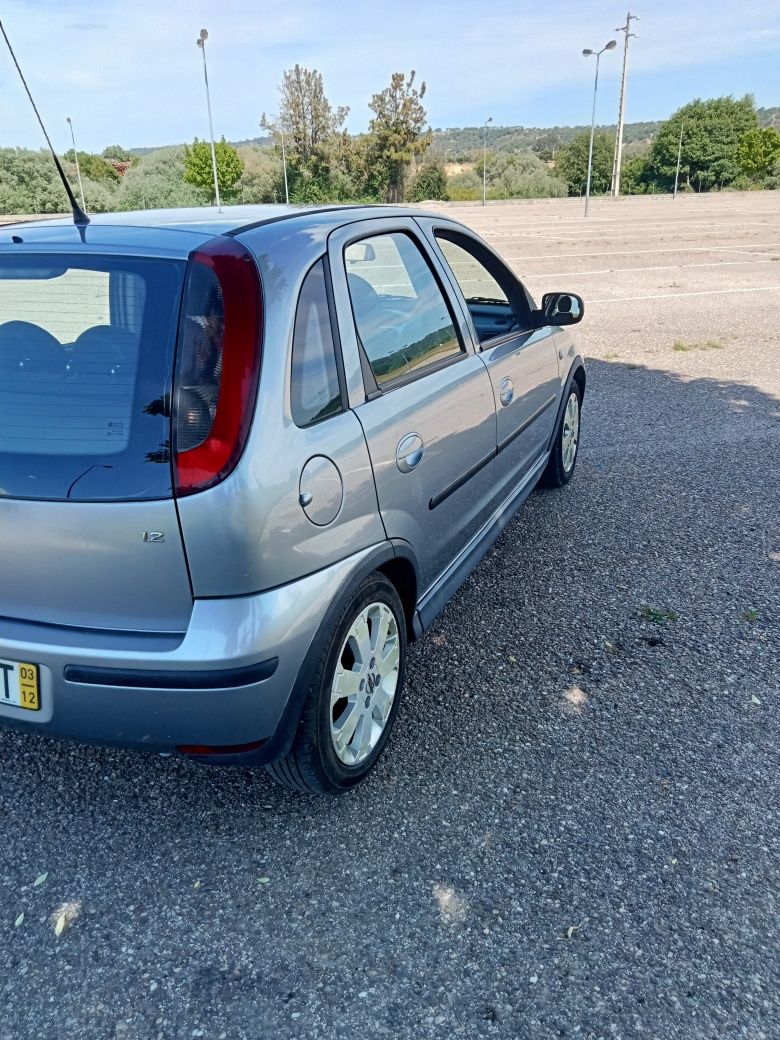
[65,116,86,213]
[482,116,493,207]
[280,127,290,205]
[673,124,684,199]
[195,28,221,211]
[582,40,617,217]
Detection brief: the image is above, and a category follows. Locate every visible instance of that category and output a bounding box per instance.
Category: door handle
[396,433,425,473]
[499,376,514,407]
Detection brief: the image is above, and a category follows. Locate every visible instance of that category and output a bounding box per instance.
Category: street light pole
[673,124,684,199]
[583,40,617,217]
[610,12,638,196]
[482,116,493,207]
[65,116,86,213]
[196,28,221,211]
[280,127,290,205]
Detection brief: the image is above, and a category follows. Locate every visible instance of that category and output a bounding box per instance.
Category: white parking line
[587,285,780,304]
[520,259,780,277]
[498,244,780,261]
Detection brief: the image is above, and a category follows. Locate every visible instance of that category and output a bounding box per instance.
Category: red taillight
[173,237,262,496]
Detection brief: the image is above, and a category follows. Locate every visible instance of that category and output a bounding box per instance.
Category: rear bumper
[0,547,376,760]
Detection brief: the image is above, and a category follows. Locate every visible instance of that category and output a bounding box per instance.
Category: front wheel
[541,384,581,488]
[266,573,407,795]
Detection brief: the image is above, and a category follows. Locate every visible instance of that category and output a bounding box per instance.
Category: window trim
[342,228,468,397]
[289,256,348,430]
[431,226,536,348]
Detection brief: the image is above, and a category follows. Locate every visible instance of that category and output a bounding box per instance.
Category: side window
[345,232,463,390]
[290,260,342,427]
[434,231,531,344]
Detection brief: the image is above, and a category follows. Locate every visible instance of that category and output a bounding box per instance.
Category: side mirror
[347,242,376,263]
[533,292,584,328]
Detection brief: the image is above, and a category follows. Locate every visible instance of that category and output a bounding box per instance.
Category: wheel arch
[547,357,586,454]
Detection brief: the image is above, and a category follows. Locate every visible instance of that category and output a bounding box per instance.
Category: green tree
[262,65,349,199]
[235,146,284,203]
[737,127,780,179]
[406,157,448,201]
[554,131,614,196]
[101,145,137,164]
[621,154,652,194]
[118,147,207,210]
[182,137,243,202]
[368,70,431,202]
[64,149,120,185]
[647,95,759,191]
[486,151,567,199]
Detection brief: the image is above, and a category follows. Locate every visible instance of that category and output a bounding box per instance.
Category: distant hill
[431,107,780,159]
[127,107,779,158]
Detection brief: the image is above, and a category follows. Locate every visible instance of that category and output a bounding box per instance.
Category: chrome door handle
[396,433,425,473]
[499,376,514,407]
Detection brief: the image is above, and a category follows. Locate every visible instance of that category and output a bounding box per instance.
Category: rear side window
[290,260,342,427]
[0,254,185,501]
[345,232,463,390]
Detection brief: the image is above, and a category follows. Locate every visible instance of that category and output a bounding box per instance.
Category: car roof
[5,203,436,237]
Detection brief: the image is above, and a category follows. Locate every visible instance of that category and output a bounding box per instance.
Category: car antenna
[0,20,90,232]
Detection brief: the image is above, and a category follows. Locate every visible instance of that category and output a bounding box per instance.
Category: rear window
[0,254,185,501]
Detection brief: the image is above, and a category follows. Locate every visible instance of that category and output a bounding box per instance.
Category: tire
[541,382,582,488]
[265,572,407,796]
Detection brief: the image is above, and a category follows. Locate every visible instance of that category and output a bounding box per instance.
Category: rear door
[0,251,192,632]
[328,219,498,595]
[420,222,561,491]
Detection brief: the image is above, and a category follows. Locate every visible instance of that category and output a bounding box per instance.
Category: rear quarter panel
[175,220,386,597]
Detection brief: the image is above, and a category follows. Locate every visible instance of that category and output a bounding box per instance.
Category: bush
[406,158,448,201]
[446,169,482,201]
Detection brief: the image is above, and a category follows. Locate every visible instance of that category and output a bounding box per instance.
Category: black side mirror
[533,292,584,328]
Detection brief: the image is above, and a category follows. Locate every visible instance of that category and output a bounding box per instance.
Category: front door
[328,221,498,595]
[422,222,561,493]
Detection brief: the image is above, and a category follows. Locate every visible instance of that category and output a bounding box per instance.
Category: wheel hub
[330,602,401,766]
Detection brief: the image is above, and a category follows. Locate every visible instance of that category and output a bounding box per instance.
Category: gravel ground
[2,192,779,1040]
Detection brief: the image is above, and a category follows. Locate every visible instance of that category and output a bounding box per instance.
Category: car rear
[0,218,310,757]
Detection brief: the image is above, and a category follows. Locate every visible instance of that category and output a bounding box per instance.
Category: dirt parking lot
[1,192,779,1039]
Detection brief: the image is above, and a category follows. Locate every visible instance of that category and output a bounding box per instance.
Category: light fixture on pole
[582,40,617,217]
[482,116,493,207]
[195,28,221,211]
[65,116,86,213]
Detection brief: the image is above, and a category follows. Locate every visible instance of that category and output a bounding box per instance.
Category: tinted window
[290,260,342,427]
[345,232,462,388]
[0,254,184,501]
[435,230,531,343]
[437,236,509,307]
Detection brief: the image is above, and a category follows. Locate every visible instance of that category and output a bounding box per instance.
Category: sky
[1,0,779,152]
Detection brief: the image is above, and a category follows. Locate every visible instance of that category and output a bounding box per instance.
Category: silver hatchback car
[0,205,584,794]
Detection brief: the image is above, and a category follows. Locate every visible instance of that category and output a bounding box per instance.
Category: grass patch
[603,352,621,360]
[673,339,724,353]
[742,608,759,622]
[638,604,679,625]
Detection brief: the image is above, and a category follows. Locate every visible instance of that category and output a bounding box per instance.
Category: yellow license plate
[0,659,40,711]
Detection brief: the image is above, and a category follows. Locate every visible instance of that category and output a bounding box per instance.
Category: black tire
[265,572,407,796]
[541,382,582,488]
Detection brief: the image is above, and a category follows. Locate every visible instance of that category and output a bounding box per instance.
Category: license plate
[0,659,40,711]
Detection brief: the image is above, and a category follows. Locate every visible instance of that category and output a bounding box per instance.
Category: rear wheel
[266,572,407,795]
[541,384,581,488]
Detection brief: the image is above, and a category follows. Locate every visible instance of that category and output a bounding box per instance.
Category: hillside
[430,107,780,159]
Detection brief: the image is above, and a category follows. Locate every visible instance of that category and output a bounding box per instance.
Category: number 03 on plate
[0,660,40,711]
